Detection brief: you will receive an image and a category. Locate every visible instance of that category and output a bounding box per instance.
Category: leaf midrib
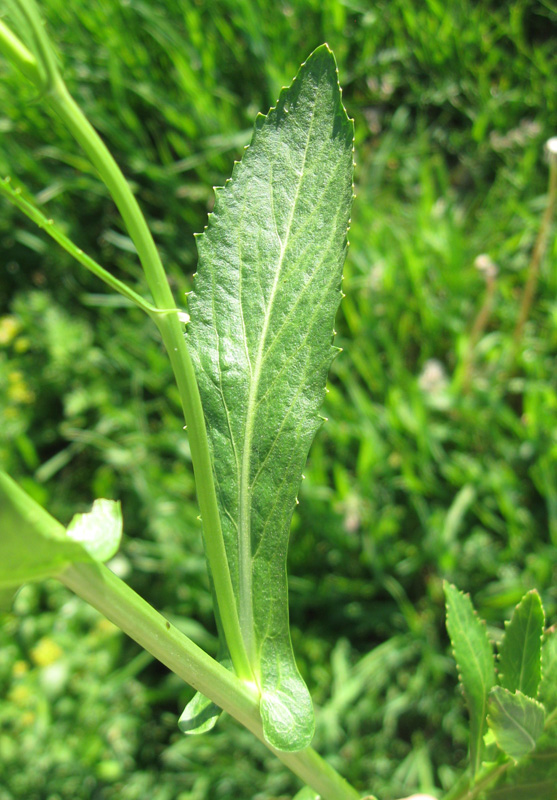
[237,94,318,671]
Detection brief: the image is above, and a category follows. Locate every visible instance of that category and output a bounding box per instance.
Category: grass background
[1,0,557,798]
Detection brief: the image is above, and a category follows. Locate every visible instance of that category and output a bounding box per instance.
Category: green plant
[0,2,556,799]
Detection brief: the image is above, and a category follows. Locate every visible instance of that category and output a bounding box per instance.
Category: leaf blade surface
[187,45,354,751]
[487,687,545,762]
[499,589,545,698]
[444,582,496,774]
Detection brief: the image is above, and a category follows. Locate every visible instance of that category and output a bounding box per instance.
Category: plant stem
[461,272,497,392]
[0,11,252,684]
[512,151,557,357]
[60,562,362,800]
[0,18,40,83]
[441,761,509,800]
[0,177,169,318]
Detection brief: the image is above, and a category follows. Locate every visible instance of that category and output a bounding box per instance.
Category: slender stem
[512,154,557,356]
[0,177,172,319]
[60,562,362,800]
[0,18,40,83]
[0,12,252,683]
[441,761,508,800]
[461,274,497,391]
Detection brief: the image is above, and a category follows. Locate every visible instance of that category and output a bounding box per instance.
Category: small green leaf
[292,788,320,800]
[178,655,232,735]
[187,45,353,751]
[483,726,557,799]
[0,470,122,589]
[539,627,557,712]
[487,687,545,762]
[444,582,496,774]
[67,499,123,562]
[179,691,221,735]
[499,590,545,698]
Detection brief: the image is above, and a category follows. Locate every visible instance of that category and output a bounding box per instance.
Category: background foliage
[1,0,556,798]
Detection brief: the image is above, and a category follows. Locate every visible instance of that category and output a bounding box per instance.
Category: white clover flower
[418,359,448,394]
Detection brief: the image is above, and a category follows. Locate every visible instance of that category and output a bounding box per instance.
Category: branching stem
[0,4,252,683]
[60,562,362,800]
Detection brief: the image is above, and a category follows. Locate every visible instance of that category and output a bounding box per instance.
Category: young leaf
[483,726,557,799]
[292,788,320,800]
[0,470,122,588]
[499,590,545,698]
[539,627,557,712]
[444,582,496,774]
[67,499,123,562]
[179,655,233,735]
[487,687,545,762]
[187,44,354,752]
[178,690,221,735]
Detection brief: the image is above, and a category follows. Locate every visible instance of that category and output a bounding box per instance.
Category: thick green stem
[0,12,251,683]
[60,562,362,800]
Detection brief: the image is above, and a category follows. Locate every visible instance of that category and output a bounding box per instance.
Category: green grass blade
[487,687,545,762]
[187,44,354,752]
[444,582,496,775]
[499,590,545,698]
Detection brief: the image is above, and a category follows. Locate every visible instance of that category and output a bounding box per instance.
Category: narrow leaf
[444,582,496,774]
[487,687,545,762]
[0,470,122,588]
[539,627,557,712]
[187,44,354,752]
[499,590,545,698]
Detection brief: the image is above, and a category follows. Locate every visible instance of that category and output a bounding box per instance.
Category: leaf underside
[444,582,496,775]
[499,590,545,698]
[487,687,545,762]
[187,45,354,751]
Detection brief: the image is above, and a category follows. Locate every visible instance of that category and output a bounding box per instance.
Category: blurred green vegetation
[1,0,557,798]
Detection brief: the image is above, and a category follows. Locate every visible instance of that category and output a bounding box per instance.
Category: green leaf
[178,690,221,735]
[0,470,122,589]
[179,655,233,735]
[487,687,545,762]
[484,726,557,799]
[499,590,545,698]
[292,788,320,800]
[539,627,557,712]
[67,499,123,562]
[444,582,496,774]
[187,44,354,752]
